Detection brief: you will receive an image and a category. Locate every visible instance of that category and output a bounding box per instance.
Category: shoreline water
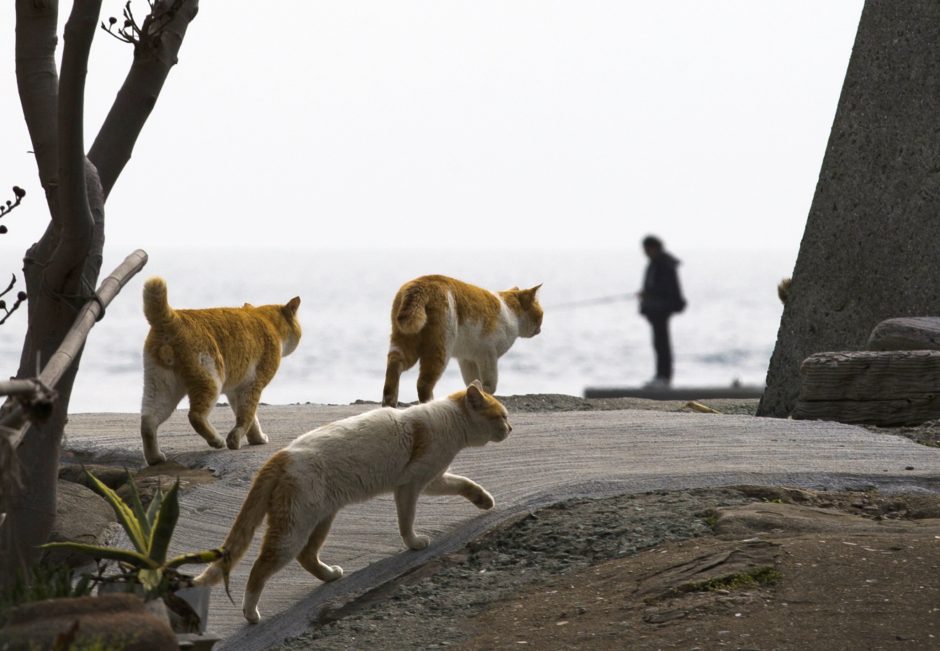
[3,246,791,413]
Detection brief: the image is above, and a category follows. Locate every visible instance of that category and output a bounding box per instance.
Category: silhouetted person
[638,235,686,388]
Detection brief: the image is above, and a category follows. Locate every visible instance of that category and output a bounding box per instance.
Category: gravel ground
[277,487,753,650]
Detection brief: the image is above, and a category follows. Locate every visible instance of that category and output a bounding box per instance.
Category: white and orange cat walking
[382,275,543,406]
[195,381,511,624]
[140,277,302,465]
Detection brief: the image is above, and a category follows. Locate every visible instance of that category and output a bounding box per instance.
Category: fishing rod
[547,293,636,310]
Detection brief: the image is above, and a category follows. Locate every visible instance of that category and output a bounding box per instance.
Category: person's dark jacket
[640,251,686,316]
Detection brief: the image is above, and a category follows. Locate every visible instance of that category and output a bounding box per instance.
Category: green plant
[0,563,94,626]
[41,471,229,600]
[689,566,783,593]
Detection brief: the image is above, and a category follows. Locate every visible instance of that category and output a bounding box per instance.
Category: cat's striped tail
[394,283,429,334]
[142,277,178,329]
[194,450,288,587]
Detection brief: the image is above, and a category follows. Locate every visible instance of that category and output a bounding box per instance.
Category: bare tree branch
[89,0,199,198]
[14,0,60,211]
[0,275,28,326]
[45,0,102,293]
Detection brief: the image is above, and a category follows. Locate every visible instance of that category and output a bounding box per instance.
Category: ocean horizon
[0,245,791,413]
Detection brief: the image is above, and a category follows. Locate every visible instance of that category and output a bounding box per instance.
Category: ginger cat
[382,275,543,407]
[140,277,302,465]
[195,381,510,624]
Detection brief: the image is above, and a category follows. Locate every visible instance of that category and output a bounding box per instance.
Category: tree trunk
[3,0,104,585]
[2,0,199,586]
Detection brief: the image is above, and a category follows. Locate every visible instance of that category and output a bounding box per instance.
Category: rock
[58,463,131,490]
[759,2,940,417]
[0,593,177,651]
[713,502,940,538]
[43,480,116,568]
[867,317,940,351]
[634,540,779,599]
[792,350,940,425]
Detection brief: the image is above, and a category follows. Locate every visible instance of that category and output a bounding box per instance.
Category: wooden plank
[798,350,940,401]
[792,394,940,426]
[867,316,940,351]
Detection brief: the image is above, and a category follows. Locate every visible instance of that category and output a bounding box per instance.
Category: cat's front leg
[394,484,430,550]
[475,355,499,394]
[424,472,495,510]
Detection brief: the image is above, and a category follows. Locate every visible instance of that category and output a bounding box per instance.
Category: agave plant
[42,471,229,600]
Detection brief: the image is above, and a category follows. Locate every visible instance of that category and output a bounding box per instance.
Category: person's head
[642,235,663,258]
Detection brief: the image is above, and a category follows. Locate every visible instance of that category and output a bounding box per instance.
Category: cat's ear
[243,302,255,309]
[519,284,542,303]
[284,297,301,316]
[466,381,486,409]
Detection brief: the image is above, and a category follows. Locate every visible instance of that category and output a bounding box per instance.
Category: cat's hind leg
[416,348,448,403]
[140,361,186,465]
[424,472,495,510]
[243,512,310,624]
[382,343,417,407]
[296,512,344,582]
[457,358,481,386]
[186,368,226,450]
[394,484,430,550]
[226,383,268,450]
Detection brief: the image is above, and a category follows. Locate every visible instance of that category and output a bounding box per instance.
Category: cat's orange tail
[395,284,428,334]
[194,450,288,587]
[142,277,178,329]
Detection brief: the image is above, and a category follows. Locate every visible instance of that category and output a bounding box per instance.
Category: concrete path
[64,405,940,650]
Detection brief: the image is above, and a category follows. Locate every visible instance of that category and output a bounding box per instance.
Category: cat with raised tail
[194,381,511,624]
[382,275,543,407]
[140,277,302,465]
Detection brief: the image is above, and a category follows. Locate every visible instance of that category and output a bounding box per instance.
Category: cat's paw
[207,436,226,449]
[404,534,430,550]
[247,431,269,445]
[144,451,167,466]
[322,564,344,581]
[243,606,261,624]
[225,432,241,450]
[471,489,495,510]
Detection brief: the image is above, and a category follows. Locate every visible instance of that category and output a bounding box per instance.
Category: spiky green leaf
[125,468,151,540]
[148,478,180,565]
[165,548,224,569]
[138,568,164,592]
[84,470,149,554]
[145,484,164,529]
[40,542,159,570]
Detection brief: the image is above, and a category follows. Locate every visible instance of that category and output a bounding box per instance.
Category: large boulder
[0,593,177,651]
[42,480,116,568]
[759,1,940,417]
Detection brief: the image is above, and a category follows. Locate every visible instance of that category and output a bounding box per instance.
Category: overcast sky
[1,1,864,254]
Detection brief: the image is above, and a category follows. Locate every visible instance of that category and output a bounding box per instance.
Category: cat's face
[280,296,303,355]
[461,381,512,445]
[514,285,543,338]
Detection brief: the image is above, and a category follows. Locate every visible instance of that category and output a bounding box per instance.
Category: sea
[0,246,792,413]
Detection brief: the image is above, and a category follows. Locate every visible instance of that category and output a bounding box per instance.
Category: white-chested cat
[195,381,511,624]
[382,275,543,407]
[139,277,302,465]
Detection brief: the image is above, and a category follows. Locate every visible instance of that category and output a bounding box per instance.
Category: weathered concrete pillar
[758,0,940,417]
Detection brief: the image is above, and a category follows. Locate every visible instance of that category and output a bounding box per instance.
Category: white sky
[1,1,864,254]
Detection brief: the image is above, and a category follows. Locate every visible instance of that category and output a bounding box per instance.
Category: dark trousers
[645,312,672,381]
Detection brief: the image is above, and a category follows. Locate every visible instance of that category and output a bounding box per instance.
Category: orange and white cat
[382,275,543,407]
[195,381,510,624]
[139,277,302,465]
